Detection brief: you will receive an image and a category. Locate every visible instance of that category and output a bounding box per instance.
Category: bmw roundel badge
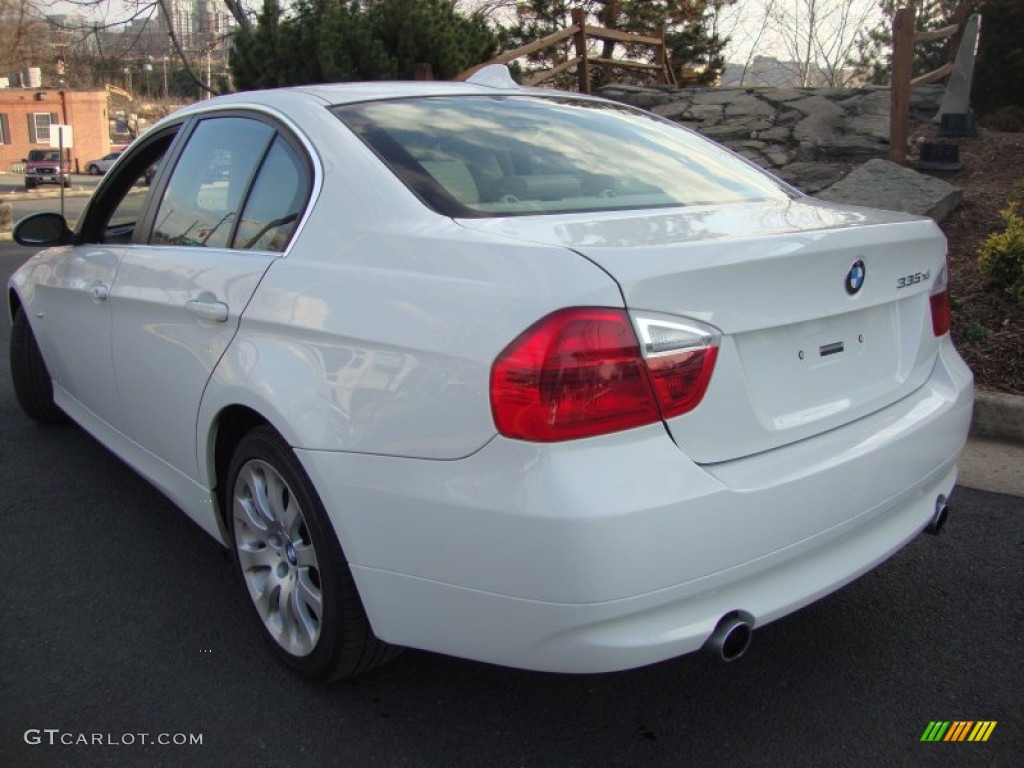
[845,259,866,295]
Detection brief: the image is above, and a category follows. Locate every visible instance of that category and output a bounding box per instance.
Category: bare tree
[718,0,878,87]
[0,0,49,72]
[772,0,878,86]
[37,0,258,96]
[715,0,777,86]
[455,0,517,19]
[154,0,214,95]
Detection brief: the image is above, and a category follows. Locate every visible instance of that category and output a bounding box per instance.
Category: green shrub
[961,322,989,343]
[978,201,1024,302]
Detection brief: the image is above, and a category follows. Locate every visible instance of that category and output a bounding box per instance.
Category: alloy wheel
[232,459,323,657]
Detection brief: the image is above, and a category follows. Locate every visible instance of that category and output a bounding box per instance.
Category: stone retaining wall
[597,83,946,194]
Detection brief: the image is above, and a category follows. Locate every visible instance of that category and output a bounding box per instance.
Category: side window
[151,117,273,248]
[80,131,176,246]
[105,166,162,232]
[231,136,311,252]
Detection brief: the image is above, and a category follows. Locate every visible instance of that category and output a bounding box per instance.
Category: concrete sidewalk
[0,185,96,200]
[959,388,1024,497]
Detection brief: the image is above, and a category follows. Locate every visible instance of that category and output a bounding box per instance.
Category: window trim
[75,105,319,255]
[140,109,315,254]
[229,133,313,252]
[27,112,59,144]
[75,123,186,246]
[147,115,276,249]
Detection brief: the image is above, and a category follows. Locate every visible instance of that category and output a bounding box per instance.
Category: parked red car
[24,149,71,190]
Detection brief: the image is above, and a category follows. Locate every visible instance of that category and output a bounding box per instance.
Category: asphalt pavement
[1,241,1021,768]
[0,173,99,232]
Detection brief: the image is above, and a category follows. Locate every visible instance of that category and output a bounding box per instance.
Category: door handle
[185,299,229,323]
[89,283,109,301]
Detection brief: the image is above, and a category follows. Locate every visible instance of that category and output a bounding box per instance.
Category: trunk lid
[458,198,948,463]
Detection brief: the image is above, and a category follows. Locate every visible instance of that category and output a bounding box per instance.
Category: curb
[971,388,1024,445]
[0,188,96,200]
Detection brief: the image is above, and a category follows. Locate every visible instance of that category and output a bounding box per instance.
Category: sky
[459,0,885,67]
[36,0,887,72]
[714,0,883,67]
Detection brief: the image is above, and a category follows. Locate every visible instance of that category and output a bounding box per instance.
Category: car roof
[169,79,586,117]
[144,78,609,142]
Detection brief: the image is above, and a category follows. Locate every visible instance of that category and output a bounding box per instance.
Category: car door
[23,131,176,430]
[109,113,313,482]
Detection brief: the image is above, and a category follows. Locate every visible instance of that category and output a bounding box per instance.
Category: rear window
[332,95,789,218]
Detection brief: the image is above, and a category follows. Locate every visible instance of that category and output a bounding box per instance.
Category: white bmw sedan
[8,69,973,680]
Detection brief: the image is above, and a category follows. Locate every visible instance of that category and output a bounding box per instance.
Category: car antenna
[465,64,519,90]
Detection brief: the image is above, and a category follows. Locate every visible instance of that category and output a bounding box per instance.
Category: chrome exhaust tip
[925,495,949,536]
[704,613,753,662]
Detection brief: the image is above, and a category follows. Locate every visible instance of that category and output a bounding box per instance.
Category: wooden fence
[455,8,676,93]
[889,1,970,163]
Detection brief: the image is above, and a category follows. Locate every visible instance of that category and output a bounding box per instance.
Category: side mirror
[13,212,74,247]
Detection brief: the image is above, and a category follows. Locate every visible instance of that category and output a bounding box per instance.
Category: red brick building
[0,88,112,174]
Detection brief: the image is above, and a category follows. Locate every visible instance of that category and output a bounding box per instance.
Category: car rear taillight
[930,264,951,336]
[633,314,720,419]
[490,308,719,442]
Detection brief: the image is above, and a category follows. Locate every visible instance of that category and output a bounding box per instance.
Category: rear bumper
[296,338,973,672]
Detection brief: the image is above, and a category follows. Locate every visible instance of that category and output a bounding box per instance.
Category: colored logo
[920,721,997,742]
[845,259,866,295]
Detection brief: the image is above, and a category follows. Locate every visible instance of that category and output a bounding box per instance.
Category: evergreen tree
[852,1,973,85]
[972,0,1024,114]
[231,0,498,90]
[318,1,392,81]
[231,0,289,89]
[368,0,499,80]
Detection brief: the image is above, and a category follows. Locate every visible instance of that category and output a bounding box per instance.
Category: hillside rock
[817,159,963,221]
[597,82,960,218]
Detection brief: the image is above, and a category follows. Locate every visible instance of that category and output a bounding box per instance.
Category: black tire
[226,425,400,680]
[10,307,67,424]
[87,165,99,175]
[24,180,36,190]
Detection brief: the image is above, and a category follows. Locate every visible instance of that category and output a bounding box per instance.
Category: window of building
[0,114,10,144]
[28,112,59,143]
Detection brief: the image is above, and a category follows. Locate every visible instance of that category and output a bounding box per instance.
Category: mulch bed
[931,127,1024,394]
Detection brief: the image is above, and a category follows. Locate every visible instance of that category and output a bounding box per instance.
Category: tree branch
[155,0,219,95]
[222,0,252,31]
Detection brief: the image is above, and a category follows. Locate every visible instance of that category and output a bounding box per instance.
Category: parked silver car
[84,151,123,175]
